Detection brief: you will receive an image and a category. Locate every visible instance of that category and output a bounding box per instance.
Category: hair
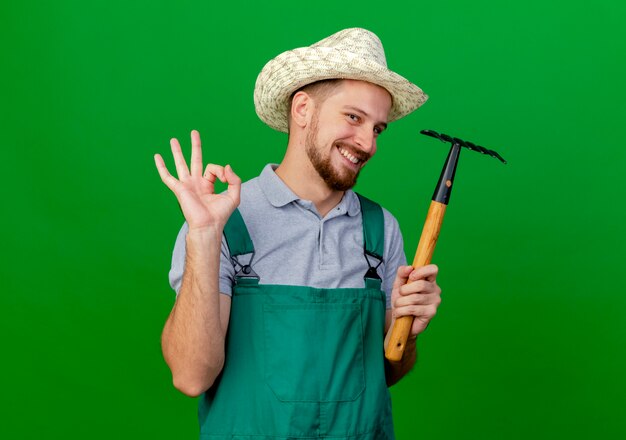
[287,79,344,132]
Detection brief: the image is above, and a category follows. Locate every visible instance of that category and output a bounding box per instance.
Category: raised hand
[154,130,241,231]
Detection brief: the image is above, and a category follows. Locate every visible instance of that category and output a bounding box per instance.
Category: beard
[304,112,368,191]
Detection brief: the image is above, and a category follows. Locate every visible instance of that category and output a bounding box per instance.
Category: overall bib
[199,195,395,439]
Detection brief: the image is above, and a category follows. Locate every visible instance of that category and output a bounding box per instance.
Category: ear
[290,91,312,129]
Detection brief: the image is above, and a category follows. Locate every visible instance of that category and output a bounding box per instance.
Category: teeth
[339,147,359,164]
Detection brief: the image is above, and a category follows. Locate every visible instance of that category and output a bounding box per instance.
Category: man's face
[304,80,392,191]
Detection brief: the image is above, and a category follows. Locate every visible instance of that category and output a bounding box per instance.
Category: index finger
[190,130,203,177]
[408,264,439,283]
[392,265,414,290]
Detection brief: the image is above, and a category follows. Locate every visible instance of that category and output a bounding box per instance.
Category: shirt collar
[343,190,361,217]
[259,164,361,217]
[259,164,299,207]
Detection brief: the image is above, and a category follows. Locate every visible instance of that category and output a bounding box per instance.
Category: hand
[390,264,442,338]
[154,130,241,231]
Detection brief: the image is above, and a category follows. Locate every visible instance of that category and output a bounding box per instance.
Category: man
[155,28,442,439]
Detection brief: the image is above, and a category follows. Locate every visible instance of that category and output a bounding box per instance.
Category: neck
[275,140,344,218]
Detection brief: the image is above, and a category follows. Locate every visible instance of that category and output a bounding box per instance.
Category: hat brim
[254,46,428,133]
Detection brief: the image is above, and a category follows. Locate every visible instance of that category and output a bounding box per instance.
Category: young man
[155,28,442,439]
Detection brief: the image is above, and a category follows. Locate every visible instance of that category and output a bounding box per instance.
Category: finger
[399,279,429,296]
[170,138,190,179]
[203,163,226,186]
[154,154,179,191]
[392,266,413,290]
[393,303,439,322]
[401,281,441,299]
[394,291,441,307]
[190,130,203,177]
[408,264,439,282]
[224,164,242,207]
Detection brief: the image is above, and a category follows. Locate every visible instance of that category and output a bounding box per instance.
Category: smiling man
[155,28,442,439]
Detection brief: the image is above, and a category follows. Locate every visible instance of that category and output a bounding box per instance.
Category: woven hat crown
[310,28,388,67]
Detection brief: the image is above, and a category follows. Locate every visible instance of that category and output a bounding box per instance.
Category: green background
[2,0,625,438]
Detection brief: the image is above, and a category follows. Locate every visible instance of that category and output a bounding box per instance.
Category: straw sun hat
[253,27,428,133]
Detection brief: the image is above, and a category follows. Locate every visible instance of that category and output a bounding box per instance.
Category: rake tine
[420,129,445,142]
[464,141,481,153]
[440,133,453,143]
[487,149,507,164]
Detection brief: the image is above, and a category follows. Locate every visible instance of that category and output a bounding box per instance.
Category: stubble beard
[304,111,362,192]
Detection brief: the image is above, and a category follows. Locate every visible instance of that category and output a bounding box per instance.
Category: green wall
[2,0,625,438]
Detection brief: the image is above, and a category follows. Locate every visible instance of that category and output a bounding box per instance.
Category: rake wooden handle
[385,200,446,362]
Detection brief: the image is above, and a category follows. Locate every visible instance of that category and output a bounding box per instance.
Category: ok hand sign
[154,130,241,231]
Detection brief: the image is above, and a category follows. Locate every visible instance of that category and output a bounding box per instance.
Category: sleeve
[168,222,188,295]
[381,209,407,309]
[167,221,235,297]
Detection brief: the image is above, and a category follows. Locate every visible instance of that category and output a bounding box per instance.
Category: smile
[337,146,361,165]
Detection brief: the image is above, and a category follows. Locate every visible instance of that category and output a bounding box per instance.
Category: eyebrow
[344,106,388,130]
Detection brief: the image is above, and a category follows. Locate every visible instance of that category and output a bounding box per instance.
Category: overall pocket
[263,302,365,403]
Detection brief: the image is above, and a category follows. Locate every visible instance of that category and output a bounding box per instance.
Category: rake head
[421,129,507,164]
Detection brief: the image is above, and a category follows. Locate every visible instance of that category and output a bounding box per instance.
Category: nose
[353,126,377,155]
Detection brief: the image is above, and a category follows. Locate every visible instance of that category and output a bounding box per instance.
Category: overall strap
[356,193,385,289]
[223,208,259,284]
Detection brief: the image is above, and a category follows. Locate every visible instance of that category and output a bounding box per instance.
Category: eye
[374,126,385,136]
[347,113,360,122]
